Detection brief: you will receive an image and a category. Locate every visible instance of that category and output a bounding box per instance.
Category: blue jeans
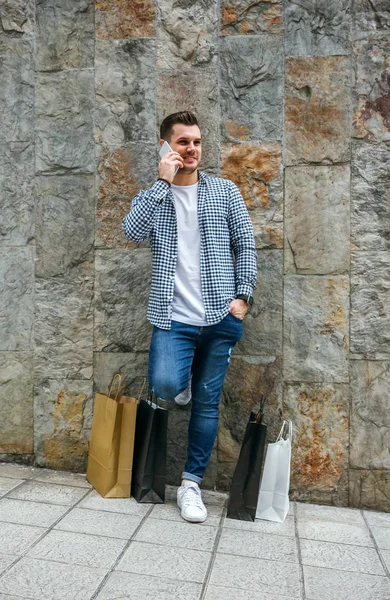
[148,314,243,485]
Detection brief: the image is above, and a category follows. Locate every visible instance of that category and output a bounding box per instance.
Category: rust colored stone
[224,120,250,141]
[95,0,155,39]
[221,1,282,35]
[0,443,33,453]
[354,73,390,140]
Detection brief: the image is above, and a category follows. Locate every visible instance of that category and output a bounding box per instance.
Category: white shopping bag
[256,420,292,523]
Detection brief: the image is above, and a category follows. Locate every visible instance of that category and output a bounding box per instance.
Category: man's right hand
[158,150,183,184]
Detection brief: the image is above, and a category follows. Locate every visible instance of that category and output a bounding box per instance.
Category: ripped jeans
[148,314,243,484]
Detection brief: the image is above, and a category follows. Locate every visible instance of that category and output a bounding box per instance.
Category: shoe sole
[179,510,207,523]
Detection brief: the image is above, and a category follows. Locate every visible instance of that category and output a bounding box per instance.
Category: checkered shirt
[122,170,257,330]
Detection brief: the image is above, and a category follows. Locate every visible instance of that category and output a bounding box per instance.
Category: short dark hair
[160,111,199,140]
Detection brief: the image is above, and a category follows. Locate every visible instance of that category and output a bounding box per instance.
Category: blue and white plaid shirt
[122,171,257,330]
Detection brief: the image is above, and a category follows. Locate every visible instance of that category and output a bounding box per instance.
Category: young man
[122,111,257,523]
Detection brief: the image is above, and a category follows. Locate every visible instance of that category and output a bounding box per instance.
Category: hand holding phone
[159,141,182,182]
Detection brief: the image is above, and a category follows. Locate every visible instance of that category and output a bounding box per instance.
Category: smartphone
[159,141,180,174]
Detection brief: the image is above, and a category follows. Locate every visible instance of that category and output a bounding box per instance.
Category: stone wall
[0,0,389,510]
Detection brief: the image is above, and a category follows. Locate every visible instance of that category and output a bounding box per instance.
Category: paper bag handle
[276,420,293,443]
[108,374,122,401]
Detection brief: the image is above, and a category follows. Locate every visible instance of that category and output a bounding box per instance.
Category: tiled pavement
[0,464,390,600]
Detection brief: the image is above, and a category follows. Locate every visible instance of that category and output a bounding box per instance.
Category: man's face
[166,124,202,174]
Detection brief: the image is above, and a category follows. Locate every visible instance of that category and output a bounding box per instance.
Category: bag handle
[276,420,293,442]
[108,374,122,401]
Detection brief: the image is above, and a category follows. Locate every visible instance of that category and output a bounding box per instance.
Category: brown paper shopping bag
[87,374,138,498]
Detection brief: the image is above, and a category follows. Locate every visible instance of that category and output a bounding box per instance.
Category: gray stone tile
[300,538,385,575]
[0,555,18,576]
[117,541,211,583]
[0,464,37,480]
[223,515,296,537]
[0,523,44,555]
[55,507,143,540]
[0,595,33,600]
[303,565,390,600]
[364,510,390,529]
[371,526,390,550]
[381,549,390,572]
[31,470,91,489]
[150,502,224,528]
[28,530,126,570]
[205,586,297,600]
[0,478,24,497]
[210,553,301,597]
[79,489,150,517]
[95,571,202,600]
[135,518,218,552]
[8,481,88,506]
[218,528,298,563]
[0,557,106,600]
[0,498,68,528]
[298,519,374,547]
[297,503,365,525]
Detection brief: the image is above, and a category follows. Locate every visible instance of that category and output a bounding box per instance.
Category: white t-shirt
[170,182,208,326]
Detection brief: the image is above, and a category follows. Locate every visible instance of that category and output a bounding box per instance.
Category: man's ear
[159,139,166,147]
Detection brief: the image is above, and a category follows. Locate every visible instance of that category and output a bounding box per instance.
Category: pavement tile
[31,469,92,489]
[150,501,224,527]
[297,518,374,547]
[0,478,25,497]
[0,464,37,480]
[27,529,127,570]
[380,549,390,573]
[218,527,298,563]
[79,489,150,517]
[116,541,211,583]
[8,481,88,506]
[300,538,385,575]
[0,498,69,528]
[371,526,390,550]
[297,503,365,525]
[205,586,298,600]
[303,564,390,600]
[210,553,301,597]
[0,555,18,576]
[135,517,218,551]
[0,522,45,555]
[364,510,390,529]
[0,557,106,600]
[95,571,202,600]
[223,515,296,537]
[54,507,143,539]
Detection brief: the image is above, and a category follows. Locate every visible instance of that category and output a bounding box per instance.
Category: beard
[178,155,199,174]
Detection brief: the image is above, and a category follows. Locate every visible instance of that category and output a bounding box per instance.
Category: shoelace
[181,486,204,508]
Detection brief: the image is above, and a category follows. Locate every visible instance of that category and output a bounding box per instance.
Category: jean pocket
[228,311,244,324]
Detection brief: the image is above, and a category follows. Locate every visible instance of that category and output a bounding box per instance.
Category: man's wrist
[235,294,253,308]
[157,177,171,187]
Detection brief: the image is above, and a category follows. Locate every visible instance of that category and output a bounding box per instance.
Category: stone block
[351,251,390,357]
[284,276,349,382]
[283,383,349,506]
[94,249,152,352]
[157,70,219,173]
[93,352,149,398]
[157,0,218,69]
[285,57,351,165]
[349,469,390,512]
[0,36,34,142]
[0,0,35,34]
[95,39,156,147]
[285,165,350,275]
[0,142,34,246]
[350,361,390,469]
[285,0,351,57]
[352,34,390,142]
[36,70,94,174]
[34,277,94,380]
[35,175,95,278]
[36,0,94,71]
[234,250,283,356]
[221,0,282,35]
[96,143,157,248]
[0,353,33,455]
[354,0,390,31]
[95,0,155,39]
[221,143,283,249]
[0,247,34,351]
[34,379,93,471]
[352,141,390,250]
[220,35,283,143]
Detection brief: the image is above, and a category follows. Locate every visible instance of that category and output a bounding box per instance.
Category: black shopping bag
[227,396,267,521]
[131,391,168,503]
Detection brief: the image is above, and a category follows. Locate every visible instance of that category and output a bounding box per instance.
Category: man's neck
[172,169,199,186]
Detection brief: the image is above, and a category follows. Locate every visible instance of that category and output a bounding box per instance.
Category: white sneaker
[177,481,207,523]
[174,385,192,407]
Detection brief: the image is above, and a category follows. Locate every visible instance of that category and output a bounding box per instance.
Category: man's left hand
[229,299,248,320]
